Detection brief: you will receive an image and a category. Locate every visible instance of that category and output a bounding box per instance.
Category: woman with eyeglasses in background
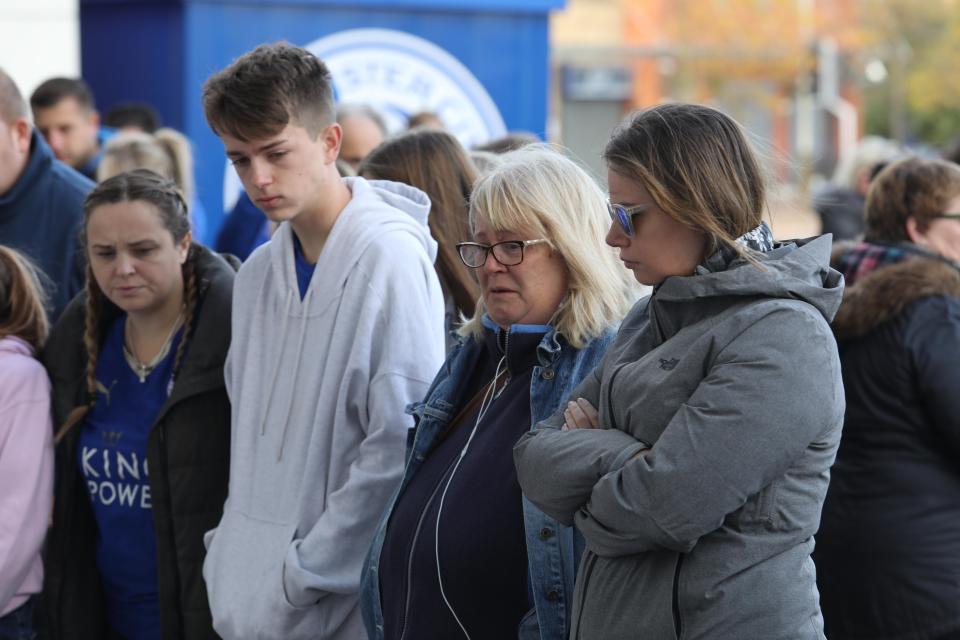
[814,157,960,640]
[515,103,846,639]
[359,145,637,640]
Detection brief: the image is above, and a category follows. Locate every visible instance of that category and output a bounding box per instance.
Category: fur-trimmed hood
[831,242,960,339]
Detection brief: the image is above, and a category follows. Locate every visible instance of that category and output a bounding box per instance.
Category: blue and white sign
[224,27,506,211]
[309,28,506,147]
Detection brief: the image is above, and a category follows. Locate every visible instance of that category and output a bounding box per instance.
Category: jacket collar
[831,246,960,339]
[0,130,52,208]
[455,317,568,370]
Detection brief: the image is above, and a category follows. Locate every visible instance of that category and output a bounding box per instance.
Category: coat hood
[650,233,844,343]
[830,242,960,339]
[0,130,52,208]
[266,176,434,308]
[0,335,33,357]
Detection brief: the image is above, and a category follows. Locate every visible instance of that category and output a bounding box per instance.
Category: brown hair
[202,42,334,142]
[55,169,199,443]
[359,129,480,318]
[474,132,539,154]
[0,247,49,351]
[865,157,960,243]
[604,103,767,259]
[30,76,95,111]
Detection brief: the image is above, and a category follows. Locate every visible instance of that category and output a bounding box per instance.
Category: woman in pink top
[0,246,53,639]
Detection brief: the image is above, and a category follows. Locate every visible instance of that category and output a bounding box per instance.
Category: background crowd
[0,35,959,640]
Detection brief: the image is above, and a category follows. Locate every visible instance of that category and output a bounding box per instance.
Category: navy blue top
[215,192,270,262]
[377,322,545,639]
[77,314,182,640]
[292,232,316,300]
[0,131,92,320]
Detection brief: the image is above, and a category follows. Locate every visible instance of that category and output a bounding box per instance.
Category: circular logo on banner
[223,28,506,211]
[310,28,507,147]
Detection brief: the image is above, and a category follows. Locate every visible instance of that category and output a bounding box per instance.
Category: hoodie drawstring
[259,288,294,437]
[276,286,314,461]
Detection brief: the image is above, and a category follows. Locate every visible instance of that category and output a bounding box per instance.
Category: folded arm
[575,309,843,557]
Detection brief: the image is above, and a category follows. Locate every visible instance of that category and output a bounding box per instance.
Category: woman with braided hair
[42,169,236,640]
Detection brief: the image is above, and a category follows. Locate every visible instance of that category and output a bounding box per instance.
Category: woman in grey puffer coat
[514,103,845,640]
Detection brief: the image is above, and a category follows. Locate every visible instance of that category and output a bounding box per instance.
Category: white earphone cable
[434,338,510,639]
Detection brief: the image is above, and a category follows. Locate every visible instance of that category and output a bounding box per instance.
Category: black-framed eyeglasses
[456,239,549,268]
[937,213,960,220]
[607,201,652,236]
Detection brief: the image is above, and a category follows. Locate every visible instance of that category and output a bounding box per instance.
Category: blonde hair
[460,145,637,348]
[0,246,49,351]
[98,128,196,205]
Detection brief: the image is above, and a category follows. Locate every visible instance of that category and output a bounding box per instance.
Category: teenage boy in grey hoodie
[199,43,446,640]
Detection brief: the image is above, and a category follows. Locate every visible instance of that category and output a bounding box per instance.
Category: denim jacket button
[546,590,560,602]
[541,368,554,380]
[538,527,554,540]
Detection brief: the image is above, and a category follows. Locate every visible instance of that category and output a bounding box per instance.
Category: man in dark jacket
[0,67,92,320]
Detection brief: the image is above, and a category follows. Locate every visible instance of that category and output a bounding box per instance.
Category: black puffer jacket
[42,246,235,640]
[814,244,960,640]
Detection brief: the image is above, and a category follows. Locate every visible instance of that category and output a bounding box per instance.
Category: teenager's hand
[562,398,599,430]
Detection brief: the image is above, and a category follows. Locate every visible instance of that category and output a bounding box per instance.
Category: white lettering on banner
[103,449,111,479]
[141,484,151,509]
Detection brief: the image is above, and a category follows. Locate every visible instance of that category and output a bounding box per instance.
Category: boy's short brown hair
[202,42,335,142]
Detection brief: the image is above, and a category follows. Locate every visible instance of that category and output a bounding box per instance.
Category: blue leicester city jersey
[77,314,182,640]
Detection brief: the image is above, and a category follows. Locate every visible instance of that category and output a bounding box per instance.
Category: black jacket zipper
[672,553,685,639]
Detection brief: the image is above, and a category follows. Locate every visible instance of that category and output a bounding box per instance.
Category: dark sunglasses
[607,201,652,236]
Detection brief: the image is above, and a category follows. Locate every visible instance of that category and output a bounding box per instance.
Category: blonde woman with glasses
[360,145,637,640]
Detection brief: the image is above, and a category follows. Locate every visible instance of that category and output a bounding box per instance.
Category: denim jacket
[360,322,616,640]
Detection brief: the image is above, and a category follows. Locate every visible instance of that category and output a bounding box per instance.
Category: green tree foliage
[861,0,960,146]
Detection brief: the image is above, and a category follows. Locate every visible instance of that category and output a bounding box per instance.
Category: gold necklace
[123,308,185,383]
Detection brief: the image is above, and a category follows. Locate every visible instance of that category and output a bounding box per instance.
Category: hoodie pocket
[203,509,322,639]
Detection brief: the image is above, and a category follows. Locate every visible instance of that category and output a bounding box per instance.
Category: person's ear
[905,216,929,247]
[177,232,192,264]
[321,122,342,164]
[14,118,31,154]
[89,109,100,130]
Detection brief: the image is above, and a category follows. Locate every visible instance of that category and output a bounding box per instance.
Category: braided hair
[55,169,198,444]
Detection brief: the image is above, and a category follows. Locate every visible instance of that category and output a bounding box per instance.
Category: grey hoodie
[202,178,446,640]
[515,234,844,640]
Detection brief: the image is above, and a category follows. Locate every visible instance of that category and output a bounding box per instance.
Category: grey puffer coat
[514,235,845,640]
